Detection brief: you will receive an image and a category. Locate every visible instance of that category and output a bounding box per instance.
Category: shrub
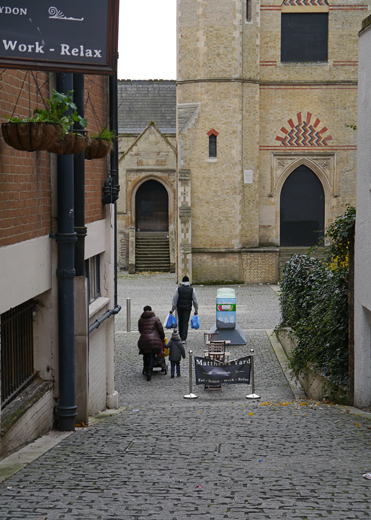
[277,206,355,390]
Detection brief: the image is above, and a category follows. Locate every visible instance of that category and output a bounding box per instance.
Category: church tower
[177,0,368,283]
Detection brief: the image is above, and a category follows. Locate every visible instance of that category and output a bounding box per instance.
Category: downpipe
[89,305,121,334]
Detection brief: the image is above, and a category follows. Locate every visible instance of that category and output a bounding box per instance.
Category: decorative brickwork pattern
[282,0,328,5]
[275,112,332,147]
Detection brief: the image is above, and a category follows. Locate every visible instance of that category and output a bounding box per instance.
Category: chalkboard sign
[0,0,119,74]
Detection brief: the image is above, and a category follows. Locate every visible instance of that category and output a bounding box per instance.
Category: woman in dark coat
[138,305,165,381]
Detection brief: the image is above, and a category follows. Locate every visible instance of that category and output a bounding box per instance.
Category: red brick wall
[0,71,109,247]
[0,70,51,247]
[84,75,108,224]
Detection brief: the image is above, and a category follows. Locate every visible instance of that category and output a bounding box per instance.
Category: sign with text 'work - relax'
[0,1,119,74]
[194,356,252,386]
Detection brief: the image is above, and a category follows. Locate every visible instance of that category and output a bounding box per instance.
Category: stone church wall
[177,0,368,283]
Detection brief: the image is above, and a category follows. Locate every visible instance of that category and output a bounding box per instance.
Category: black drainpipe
[89,74,121,333]
[102,74,120,206]
[73,73,87,277]
[55,72,77,431]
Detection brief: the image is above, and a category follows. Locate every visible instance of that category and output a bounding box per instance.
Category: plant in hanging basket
[85,129,115,160]
[47,131,89,155]
[2,89,87,153]
[1,121,61,152]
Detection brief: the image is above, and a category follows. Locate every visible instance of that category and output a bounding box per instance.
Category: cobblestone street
[1,272,371,519]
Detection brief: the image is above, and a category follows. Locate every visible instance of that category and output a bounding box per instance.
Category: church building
[177,0,369,283]
[117,80,176,273]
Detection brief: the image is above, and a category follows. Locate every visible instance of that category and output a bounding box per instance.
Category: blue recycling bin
[216,288,236,329]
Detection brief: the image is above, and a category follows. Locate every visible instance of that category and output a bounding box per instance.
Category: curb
[266,328,307,401]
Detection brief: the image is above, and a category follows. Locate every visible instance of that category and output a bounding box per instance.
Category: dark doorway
[280,165,324,247]
[135,180,169,232]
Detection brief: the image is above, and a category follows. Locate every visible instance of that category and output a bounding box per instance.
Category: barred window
[1,300,36,407]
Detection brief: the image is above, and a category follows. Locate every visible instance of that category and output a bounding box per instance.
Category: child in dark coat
[167,330,185,378]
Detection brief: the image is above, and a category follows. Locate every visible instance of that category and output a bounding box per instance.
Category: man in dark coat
[170,276,198,343]
[138,305,165,381]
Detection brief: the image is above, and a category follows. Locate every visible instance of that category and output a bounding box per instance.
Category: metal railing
[1,300,36,407]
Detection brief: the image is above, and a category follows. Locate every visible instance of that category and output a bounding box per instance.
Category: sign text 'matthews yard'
[0,0,118,74]
[194,356,252,386]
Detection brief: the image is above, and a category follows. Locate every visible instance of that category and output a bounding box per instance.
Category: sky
[118,0,176,80]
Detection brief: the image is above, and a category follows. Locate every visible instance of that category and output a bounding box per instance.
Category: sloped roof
[118,80,176,135]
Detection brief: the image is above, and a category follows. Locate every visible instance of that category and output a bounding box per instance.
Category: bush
[277,206,355,390]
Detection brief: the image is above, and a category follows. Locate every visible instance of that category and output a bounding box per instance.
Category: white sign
[244,170,253,184]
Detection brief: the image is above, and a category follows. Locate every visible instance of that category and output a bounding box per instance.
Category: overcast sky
[118,0,176,80]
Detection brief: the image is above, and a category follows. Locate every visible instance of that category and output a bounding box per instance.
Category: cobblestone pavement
[1,272,371,519]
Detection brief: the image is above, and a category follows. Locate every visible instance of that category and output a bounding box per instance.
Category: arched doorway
[280,165,324,247]
[135,180,169,232]
[134,180,171,272]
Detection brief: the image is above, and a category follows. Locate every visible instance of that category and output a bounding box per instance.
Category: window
[87,255,101,303]
[281,13,328,63]
[209,134,217,158]
[246,0,252,22]
[1,300,36,407]
[207,129,219,158]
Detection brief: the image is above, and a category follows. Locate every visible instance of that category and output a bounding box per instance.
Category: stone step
[135,235,171,272]
[136,244,169,250]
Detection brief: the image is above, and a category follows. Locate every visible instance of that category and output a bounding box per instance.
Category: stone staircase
[135,232,171,272]
[279,246,327,278]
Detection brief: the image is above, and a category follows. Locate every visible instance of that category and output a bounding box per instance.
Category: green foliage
[277,206,356,390]
[90,128,115,143]
[5,90,87,136]
[322,205,356,269]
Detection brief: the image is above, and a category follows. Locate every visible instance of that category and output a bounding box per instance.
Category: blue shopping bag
[170,314,177,328]
[191,315,200,329]
[165,313,178,329]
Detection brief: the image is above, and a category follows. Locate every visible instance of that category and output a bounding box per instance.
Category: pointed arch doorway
[135,180,170,272]
[280,164,324,247]
[136,180,169,232]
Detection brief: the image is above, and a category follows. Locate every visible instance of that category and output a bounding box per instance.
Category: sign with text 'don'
[0,0,119,74]
[194,356,252,386]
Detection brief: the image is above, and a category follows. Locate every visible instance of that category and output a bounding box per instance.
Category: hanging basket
[1,122,61,152]
[85,137,113,160]
[47,131,89,155]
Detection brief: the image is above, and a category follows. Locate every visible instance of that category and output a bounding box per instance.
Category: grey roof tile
[118,80,176,134]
